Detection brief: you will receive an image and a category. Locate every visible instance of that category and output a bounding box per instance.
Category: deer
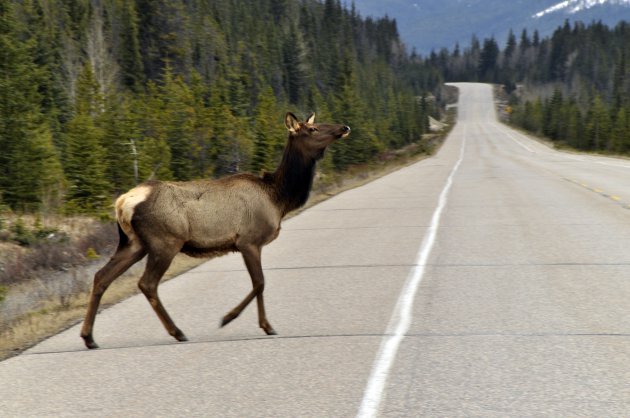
[80,112,350,349]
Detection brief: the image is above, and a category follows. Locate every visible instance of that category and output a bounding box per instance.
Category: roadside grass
[0,109,456,361]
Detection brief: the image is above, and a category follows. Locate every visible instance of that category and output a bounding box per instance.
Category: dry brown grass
[0,114,455,361]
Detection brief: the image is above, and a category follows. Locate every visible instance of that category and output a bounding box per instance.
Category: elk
[80,113,350,349]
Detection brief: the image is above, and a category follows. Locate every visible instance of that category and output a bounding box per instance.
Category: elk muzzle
[340,125,351,138]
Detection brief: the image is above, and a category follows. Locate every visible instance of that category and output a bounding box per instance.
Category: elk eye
[308,127,318,133]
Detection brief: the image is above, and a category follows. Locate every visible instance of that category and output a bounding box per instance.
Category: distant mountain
[351,0,630,54]
[533,0,630,17]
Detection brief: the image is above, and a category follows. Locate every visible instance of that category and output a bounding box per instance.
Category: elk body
[80,113,350,349]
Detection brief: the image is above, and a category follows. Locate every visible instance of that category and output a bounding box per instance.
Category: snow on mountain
[534,0,630,18]
[351,0,630,54]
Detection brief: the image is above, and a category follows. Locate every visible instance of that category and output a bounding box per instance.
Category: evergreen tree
[585,95,611,151]
[478,37,499,82]
[331,70,382,170]
[135,81,173,180]
[611,107,630,152]
[566,104,585,149]
[63,63,109,214]
[160,66,196,181]
[519,29,531,51]
[207,78,253,176]
[74,60,103,116]
[504,29,517,62]
[282,24,309,105]
[101,93,140,193]
[543,89,564,140]
[112,0,144,90]
[63,114,109,213]
[136,0,191,79]
[612,49,626,110]
[252,86,285,173]
[188,71,214,178]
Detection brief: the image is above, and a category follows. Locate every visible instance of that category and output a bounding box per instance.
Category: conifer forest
[1,0,629,217]
[0,0,440,215]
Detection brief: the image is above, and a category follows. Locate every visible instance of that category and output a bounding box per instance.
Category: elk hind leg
[138,250,187,342]
[81,242,146,349]
[221,245,276,335]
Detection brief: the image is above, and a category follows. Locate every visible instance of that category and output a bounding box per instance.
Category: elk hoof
[82,336,99,350]
[173,329,188,342]
[221,313,238,328]
[262,322,277,335]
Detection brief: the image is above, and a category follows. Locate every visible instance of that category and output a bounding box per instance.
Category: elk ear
[285,112,301,133]
[306,113,316,124]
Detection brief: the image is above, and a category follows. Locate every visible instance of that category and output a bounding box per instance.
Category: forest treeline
[0,0,442,215]
[6,0,626,219]
[430,19,630,152]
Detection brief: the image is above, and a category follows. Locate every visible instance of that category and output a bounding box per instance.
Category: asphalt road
[2,83,630,417]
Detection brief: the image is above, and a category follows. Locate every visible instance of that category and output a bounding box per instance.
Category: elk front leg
[221,244,276,335]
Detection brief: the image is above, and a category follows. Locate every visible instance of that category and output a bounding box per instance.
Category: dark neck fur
[265,141,317,216]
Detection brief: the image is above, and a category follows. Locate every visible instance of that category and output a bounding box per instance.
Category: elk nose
[341,126,351,137]
[339,125,350,138]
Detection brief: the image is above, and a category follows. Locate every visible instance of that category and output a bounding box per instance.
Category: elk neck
[265,140,317,216]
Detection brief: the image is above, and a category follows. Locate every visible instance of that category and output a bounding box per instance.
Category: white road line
[490,122,535,153]
[494,122,630,169]
[356,126,467,418]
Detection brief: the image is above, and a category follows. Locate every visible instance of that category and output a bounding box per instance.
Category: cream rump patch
[115,185,152,239]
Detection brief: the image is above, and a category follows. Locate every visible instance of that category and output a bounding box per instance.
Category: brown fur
[80,113,350,349]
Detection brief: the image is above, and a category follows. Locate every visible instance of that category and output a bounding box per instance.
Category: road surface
[2,83,630,417]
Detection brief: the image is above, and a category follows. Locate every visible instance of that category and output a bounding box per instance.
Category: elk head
[284,112,350,160]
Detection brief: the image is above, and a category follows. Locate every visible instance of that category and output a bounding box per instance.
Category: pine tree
[188,71,214,178]
[566,105,585,149]
[101,93,140,193]
[135,81,173,180]
[585,95,611,151]
[532,30,540,47]
[611,107,630,153]
[519,29,531,51]
[160,65,196,181]
[136,0,192,79]
[612,49,626,111]
[478,37,499,82]
[63,114,109,213]
[543,89,564,140]
[282,24,309,105]
[331,70,382,170]
[112,0,144,90]
[225,42,254,118]
[207,77,253,176]
[63,63,110,214]
[252,86,285,173]
[504,29,517,62]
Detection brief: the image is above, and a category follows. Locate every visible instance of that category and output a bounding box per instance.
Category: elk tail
[116,222,130,250]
